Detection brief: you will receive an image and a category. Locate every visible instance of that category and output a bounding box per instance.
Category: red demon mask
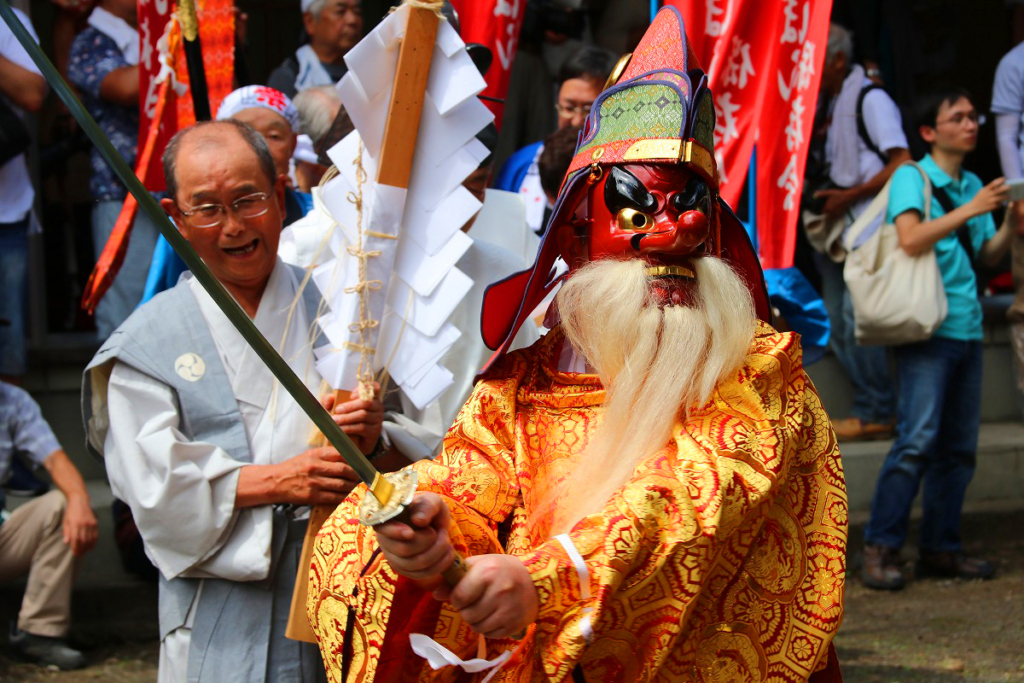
[478,6,771,371]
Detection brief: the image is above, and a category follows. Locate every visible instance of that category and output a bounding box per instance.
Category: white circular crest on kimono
[174,353,206,382]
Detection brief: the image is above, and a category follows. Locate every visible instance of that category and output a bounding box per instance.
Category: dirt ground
[836,506,1024,683]
[1,509,1022,683]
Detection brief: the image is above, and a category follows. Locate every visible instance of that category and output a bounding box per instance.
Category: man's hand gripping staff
[374,492,540,640]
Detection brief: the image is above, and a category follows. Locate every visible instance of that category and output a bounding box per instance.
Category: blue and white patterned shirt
[1,381,61,487]
[68,27,138,201]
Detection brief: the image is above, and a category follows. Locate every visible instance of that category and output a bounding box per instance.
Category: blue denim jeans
[91,199,159,339]
[815,254,894,423]
[864,336,983,553]
[0,216,29,376]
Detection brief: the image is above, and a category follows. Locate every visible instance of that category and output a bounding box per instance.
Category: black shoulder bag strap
[856,84,888,165]
[932,187,977,267]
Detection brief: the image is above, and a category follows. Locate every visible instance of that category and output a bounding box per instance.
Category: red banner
[449,0,526,129]
[666,0,830,270]
[755,0,831,269]
[138,0,176,191]
[137,0,234,191]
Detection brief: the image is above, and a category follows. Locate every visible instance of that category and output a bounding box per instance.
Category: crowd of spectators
[800,23,1024,591]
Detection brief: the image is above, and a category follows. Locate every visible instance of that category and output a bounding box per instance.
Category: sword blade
[0,0,393,504]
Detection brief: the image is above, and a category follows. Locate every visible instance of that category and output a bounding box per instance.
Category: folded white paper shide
[312,4,494,409]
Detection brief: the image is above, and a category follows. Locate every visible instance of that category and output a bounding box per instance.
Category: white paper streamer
[554,534,595,644]
[409,633,512,682]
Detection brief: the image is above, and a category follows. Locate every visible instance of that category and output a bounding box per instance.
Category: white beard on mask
[540,256,757,536]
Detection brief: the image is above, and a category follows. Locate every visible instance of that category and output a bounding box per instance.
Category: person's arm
[820,147,911,217]
[9,381,97,556]
[68,31,134,107]
[98,64,139,107]
[234,446,360,508]
[978,202,1023,267]
[0,54,46,111]
[41,450,99,556]
[235,386,388,507]
[895,178,1008,256]
[996,113,1024,180]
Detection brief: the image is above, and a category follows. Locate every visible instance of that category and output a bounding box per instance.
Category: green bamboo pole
[0,0,383,493]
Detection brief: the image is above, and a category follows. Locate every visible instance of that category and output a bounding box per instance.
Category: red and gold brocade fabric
[309,322,847,682]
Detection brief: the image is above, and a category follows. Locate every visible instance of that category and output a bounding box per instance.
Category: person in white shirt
[992,41,1024,420]
[811,23,910,442]
[993,40,1024,181]
[83,120,407,682]
[0,7,46,379]
[266,0,362,98]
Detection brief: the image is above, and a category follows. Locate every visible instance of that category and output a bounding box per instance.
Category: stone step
[807,343,1023,425]
[840,421,1024,514]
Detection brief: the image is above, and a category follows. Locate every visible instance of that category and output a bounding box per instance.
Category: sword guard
[358,469,469,588]
[359,469,418,526]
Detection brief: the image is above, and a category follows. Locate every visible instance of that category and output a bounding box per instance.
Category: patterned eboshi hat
[479,6,771,369]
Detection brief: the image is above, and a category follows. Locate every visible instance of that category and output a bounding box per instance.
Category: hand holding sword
[375,492,541,640]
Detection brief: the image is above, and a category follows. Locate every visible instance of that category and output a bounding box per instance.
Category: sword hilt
[360,471,525,639]
[375,487,524,640]
[388,505,469,586]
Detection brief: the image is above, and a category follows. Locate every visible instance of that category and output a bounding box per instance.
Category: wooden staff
[285,2,442,643]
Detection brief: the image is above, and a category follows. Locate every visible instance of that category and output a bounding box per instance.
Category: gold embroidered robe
[309,322,847,682]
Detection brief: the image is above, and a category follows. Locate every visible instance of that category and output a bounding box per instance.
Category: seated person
[267,0,362,97]
[1,381,97,670]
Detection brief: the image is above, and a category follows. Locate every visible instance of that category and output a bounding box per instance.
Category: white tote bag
[842,162,948,346]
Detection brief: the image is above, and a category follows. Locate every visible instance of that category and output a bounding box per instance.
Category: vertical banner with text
[666,0,830,269]
[755,0,830,269]
[449,0,527,128]
[138,0,175,191]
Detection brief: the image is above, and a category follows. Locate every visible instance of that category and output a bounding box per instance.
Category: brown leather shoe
[917,552,996,580]
[832,417,894,442]
[862,544,905,590]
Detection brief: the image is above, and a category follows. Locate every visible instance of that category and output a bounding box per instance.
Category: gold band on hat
[622,138,718,183]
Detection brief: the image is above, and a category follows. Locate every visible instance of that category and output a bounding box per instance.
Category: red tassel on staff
[81,72,171,314]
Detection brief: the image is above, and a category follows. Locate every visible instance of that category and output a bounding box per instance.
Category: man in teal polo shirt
[862,87,1020,590]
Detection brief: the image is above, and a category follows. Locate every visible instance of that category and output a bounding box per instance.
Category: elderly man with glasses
[81,120,412,683]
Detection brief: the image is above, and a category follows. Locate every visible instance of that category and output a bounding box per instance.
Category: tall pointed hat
[481,6,771,367]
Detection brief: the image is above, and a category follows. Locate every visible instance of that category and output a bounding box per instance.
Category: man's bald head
[163,120,277,203]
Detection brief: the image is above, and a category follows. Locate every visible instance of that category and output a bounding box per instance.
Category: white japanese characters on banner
[666,0,830,269]
[670,0,774,206]
[756,0,830,269]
